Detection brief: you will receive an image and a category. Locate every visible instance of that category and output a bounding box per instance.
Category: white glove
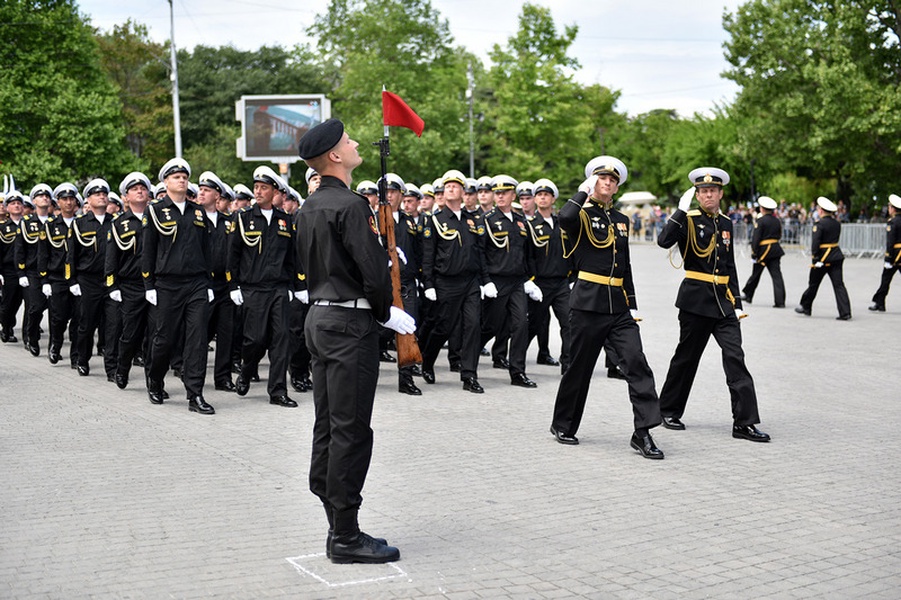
[523,280,543,302]
[630,309,642,322]
[578,174,599,196]
[109,290,122,303]
[424,287,437,301]
[395,247,407,265]
[678,187,695,211]
[814,261,824,268]
[0,274,4,285]
[481,282,498,299]
[42,283,52,298]
[287,289,293,301]
[735,309,748,320]
[379,305,416,335]
[70,283,82,297]
[294,290,309,304]
[145,289,157,305]
[18,276,29,288]
[230,289,244,306]
[208,289,215,303]
[885,261,894,270]
[569,281,574,290]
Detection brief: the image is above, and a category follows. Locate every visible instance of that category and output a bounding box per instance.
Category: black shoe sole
[732,432,771,442]
[630,440,665,459]
[661,421,685,431]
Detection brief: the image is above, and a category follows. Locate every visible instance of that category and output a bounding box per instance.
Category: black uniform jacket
[14,214,46,275]
[0,218,20,273]
[559,192,637,314]
[750,212,785,264]
[206,210,232,286]
[67,211,112,278]
[482,207,533,281]
[420,206,489,288]
[527,212,572,279]
[810,215,844,264]
[141,196,212,290]
[658,207,742,318]
[381,210,421,284]
[104,210,144,290]
[226,204,297,291]
[295,176,392,322]
[885,214,901,266]
[38,216,71,283]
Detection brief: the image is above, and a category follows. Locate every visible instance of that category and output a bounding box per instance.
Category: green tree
[96,20,171,172]
[481,3,622,195]
[309,0,474,185]
[0,0,139,185]
[723,0,901,211]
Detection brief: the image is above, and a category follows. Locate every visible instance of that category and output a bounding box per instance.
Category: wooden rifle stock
[378,202,422,367]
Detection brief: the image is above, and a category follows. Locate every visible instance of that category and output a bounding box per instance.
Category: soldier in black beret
[296,118,414,564]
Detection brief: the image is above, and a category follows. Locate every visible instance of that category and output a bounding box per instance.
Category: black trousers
[47,278,78,361]
[147,279,210,398]
[658,310,760,425]
[799,261,851,317]
[528,278,571,367]
[306,304,380,513]
[872,265,900,307]
[240,286,290,397]
[208,285,236,386]
[742,258,786,306]
[102,287,121,377]
[289,300,311,379]
[552,309,661,435]
[0,269,23,336]
[23,272,48,348]
[481,277,528,376]
[115,279,148,377]
[75,275,115,373]
[420,275,481,379]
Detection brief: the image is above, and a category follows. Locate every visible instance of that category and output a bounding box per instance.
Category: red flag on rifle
[382,90,425,137]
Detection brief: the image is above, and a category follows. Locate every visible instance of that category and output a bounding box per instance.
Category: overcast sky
[77,0,743,117]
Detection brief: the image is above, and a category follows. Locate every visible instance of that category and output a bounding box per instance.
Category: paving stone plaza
[2,243,899,598]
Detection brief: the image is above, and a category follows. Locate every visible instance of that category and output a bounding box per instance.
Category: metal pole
[467,63,474,178]
[169,0,182,158]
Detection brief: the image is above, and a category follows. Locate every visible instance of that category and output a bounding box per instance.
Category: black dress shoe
[794,306,811,316]
[0,330,10,343]
[148,389,164,405]
[410,364,422,376]
[773,304,786,308]
[132,355,145,367]
[106,373,116,383]
[549,425,579,445]
[326,531,387,559]
[172,367,183,380]
[462,377,484,393]
[421,369,435,384]
[836,314,852,321]
[511,373,537,388]
[868,303,886,312]
[299,375,313,391]
[330,532,400,564]
[77,364,90,377]
[250,372,261,382]
[449,362,462,372]
[235,373,250,396]
[115,371,128,389]
[630,432,665,459]
[607,367,627,380]
[740,294,752,304]
[662,416,685,430]
[215,381,236,392]
[48,348,61,364]
[189,395,216,414]
[28,343,40,357]
[162,390,170,400]
[492,357,510,370]
[379,350,397,363]
[398,378,422,395]
[537,355,560,366]
[270,395,298,408]
[231,360,242,375]
[732,424,771,442]
[290,377,305,393]
[479,347,490,357]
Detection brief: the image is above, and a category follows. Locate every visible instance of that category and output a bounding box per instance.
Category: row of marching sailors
[354,168,599,396]
[0,159,326,415]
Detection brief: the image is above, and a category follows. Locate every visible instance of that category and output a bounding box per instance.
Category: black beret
[298,118,344,160]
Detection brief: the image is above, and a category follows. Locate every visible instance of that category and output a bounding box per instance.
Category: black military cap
[298,118,344,160]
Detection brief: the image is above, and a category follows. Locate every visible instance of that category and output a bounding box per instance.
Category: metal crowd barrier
[788,223,887,258]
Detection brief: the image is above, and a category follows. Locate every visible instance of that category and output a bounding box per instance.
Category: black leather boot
[330,508,398,564]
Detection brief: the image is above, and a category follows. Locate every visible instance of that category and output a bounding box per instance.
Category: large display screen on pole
[235,94,331,163]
